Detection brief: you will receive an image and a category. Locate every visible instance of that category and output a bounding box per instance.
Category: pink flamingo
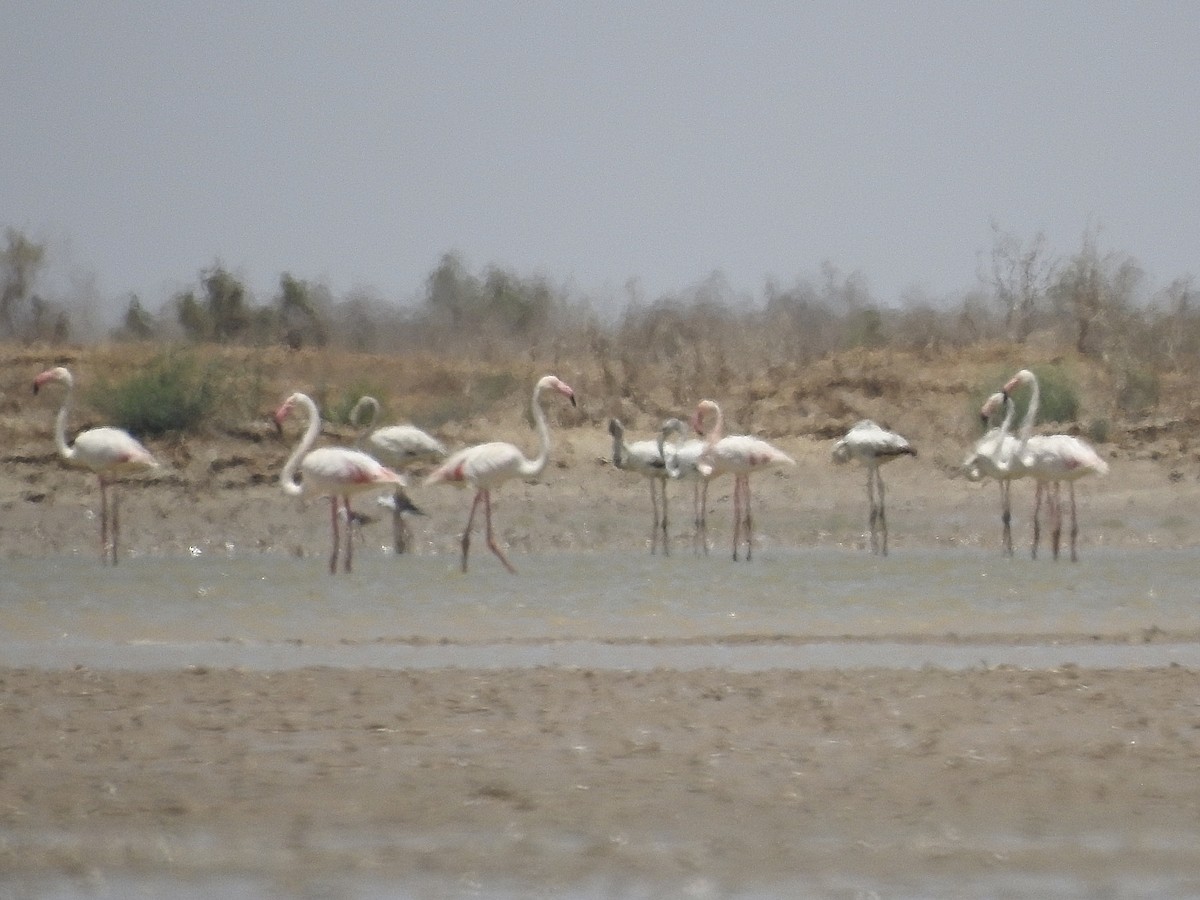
[992,369,1109,561]
[963,391,1022,556]
[350,395,446,553]
[832,420,917,556]
[425,374,576,573]
[690,399,795,561]
[275,392,407,574]
[608,416,685,555]
[665,431,714,554]
[33,366,160,565]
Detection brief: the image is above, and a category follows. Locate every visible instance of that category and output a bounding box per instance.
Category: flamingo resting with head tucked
[608,416,685,555]
[990,368,1109,561]
[33,366,160,565]
[425,374,576,573]
[690,399,795,561]
[350,395,446,554]
[832,420,917,556]
[275,392,407,574]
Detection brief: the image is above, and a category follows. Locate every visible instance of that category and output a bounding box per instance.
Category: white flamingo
[425,374,576,573]
[832,420,917,556]
[608,416,685,555]
[690,399,795,561]
[275,392,407,574]
[350,395,446,554]
[963,391,1022,556]
[33,366,160,565]
[992,368,1109,561]
[665,431,714,554]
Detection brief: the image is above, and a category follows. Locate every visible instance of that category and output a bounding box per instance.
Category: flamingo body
[832,420,916,556]
[33,366,159,564]
[609,417,685,554]
[276,392,406,574]
[963,392,1023,556]
[992,368,1109,561]
[425,374,576,573]
[690,399,795,561]
[350,396,445,553]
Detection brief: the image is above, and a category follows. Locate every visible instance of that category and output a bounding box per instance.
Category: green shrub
[1117,366,1159,415]
[89,352,226,437]
[1028,365,1079,424]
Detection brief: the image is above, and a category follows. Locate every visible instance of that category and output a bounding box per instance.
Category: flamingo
[992,368,1109,561]
[33,366,160,565]
[275,392,407,574]
[608,416,685,555]
[690,399,795,561]
[350,395,446,554]
[962,391,1022,556]
[832,420,917,556]
[425,374,576,573]
[665,431,717,555]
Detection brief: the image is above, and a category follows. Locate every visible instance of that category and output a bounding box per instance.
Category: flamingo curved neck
[281,394,321,496]
[51,377,76,462]
[519,380,555,478]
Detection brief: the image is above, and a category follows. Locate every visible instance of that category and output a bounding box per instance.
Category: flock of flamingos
[31,364,1109,573]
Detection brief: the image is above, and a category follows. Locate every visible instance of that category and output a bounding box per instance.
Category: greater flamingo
[665,431,717,555]
[350,395,446,553]
[690,399,795,561]
[831,420,917,556]
[608,416,685,555]
[962,391,1022,556]
[33,366,160,565]
[425,374,576,573]
[992,368,1109,561]
[275,392,407,574]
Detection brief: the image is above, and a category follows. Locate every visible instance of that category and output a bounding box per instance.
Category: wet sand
[4,421,1200,893]
[3,665,1200,894]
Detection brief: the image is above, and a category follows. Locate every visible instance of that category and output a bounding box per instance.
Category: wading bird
[690,400,795,561]
[275,392,407,574]
[963,391,1022,557]
[831,420,917,556]
[608,416,685,555]
[350,395,446,553]
[33,366,159,565]
[425,375,576,573]
[990,369,1109,561]
[665,430,717,555]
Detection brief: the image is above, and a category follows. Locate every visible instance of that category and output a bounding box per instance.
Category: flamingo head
[33,366,72,395]
[607,417,624,439]
[538,375,576,407]
[690,400,721,438]
[273,393,302,434]
[979,391,1006,428]
[659,417,685,439]
[1002,369,1036,397]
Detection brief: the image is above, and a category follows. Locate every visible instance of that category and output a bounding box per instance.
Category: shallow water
[6,546,1200,899]
[2,546,1198,670]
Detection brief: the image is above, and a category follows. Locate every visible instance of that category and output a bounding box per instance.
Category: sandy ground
[3,418,1200,894]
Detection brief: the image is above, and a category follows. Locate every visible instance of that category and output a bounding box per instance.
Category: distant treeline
[3,224,1196,413]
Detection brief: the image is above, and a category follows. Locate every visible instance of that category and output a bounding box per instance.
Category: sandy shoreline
[5,404,1200,893]
[3,664,1200,894]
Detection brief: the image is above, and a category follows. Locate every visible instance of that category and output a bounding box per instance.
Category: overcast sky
[4,1,1199,316]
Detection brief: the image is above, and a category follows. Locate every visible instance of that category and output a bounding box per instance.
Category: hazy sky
[4,2,1199,316]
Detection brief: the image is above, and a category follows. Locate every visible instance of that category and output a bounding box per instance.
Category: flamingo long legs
[731,474,754,562]
[648,479,670,556]
[461,489,517,574]
[98,476,119,565]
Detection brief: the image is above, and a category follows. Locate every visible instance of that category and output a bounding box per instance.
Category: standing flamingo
[832,420,916,556]
[425,374,576,573]
[993,369,1109,561]
[350,395,446,553]
[690,399,795,561]
[962,391,1022,556]
[33,366,160,565]
[608,417,685,555]
[666,431,717,555]
[275,392,407,574]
